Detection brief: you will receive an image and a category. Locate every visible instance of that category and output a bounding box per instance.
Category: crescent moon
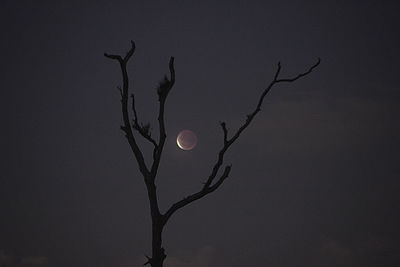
[176,130,197,151]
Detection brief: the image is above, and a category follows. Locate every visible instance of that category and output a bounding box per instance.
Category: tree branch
[163,165,232,224]
[231,57,321,145]
[124,40,136,63]
[130,94,158,148]
[150,57,175,178]
[104,41,149,177]
[104,53,122,61]
[276,58,320,83]
[220,121,228,145]
[163,58,321,225]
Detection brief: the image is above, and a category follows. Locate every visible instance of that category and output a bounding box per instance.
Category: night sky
[1,1,400,266]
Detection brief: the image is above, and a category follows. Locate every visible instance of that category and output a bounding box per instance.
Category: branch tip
[275,57,321,83]
[169,56,175,84]
[220,121,228,143]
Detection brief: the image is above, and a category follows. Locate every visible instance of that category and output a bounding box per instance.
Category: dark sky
[1,1,400,266]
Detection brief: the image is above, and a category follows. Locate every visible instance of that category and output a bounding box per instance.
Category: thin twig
[130,94,158,147]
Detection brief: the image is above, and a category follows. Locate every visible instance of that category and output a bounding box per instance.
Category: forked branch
[104,41,150,177]
[163,58,321,224]
[163,165,231,225]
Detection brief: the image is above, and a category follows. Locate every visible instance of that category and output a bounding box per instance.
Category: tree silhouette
[104,41,320,267]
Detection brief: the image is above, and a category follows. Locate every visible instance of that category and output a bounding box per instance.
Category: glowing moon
[177,130,197,151]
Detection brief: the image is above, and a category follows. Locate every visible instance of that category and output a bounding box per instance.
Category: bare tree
[104,41,320,267]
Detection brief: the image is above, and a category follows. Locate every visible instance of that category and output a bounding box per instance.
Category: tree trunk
[151,219,166,267]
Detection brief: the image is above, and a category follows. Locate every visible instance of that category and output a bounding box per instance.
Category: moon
[177,130,197,151]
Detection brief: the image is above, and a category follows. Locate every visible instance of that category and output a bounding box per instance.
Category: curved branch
[104,41,149,177]
[163,58,321,225]
[163,165,231,224]
[230,58,321,145]
[124,40,136,62]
